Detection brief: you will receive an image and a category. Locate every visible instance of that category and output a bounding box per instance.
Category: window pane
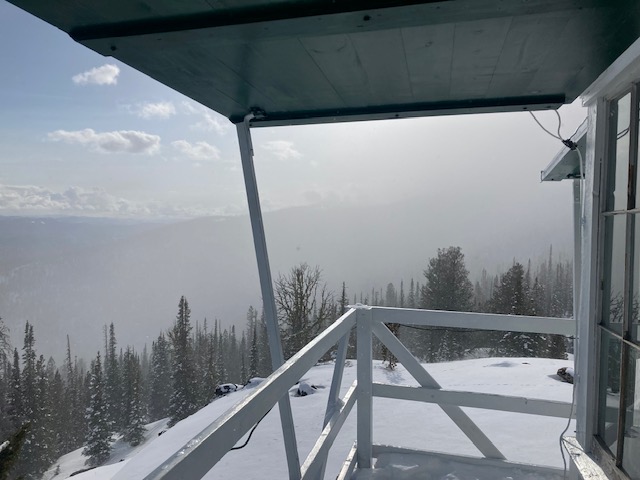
[606,92,631,212]
[634,214,640,345]
[598,330,622,453]
[623,346,640,479]
[602,215,626,334]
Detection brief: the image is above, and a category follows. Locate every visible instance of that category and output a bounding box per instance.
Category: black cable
[229,408,271,451]
[617,127,630,140]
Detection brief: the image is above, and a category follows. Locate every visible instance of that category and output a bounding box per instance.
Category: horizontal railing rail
[370,306,575,335]
[121,305,575,480]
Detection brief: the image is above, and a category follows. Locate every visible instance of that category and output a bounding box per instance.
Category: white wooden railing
[135,306,575,480]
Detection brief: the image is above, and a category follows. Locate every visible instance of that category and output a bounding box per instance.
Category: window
[598,85,640,479]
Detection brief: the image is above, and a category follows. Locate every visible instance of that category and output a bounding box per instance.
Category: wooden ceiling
[9,0,640,126]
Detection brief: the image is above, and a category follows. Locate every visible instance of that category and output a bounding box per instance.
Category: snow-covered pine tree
[239,332,248,384]
[168,296,198,427]
[12,322,40,479]
[248,312,259,379]
[83,352,111,467]
[420,247,474,362]
[407,279,416,308]
[31,354,56,475]
[491,262,546,357]
[148,333,172,421]
[199,326,217,404]
[9,349,22,427]
[122,347,146,446]
[104,323,122,433]
[228,326,239,382]
[47,366,66,459]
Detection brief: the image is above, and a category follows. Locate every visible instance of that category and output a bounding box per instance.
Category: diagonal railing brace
[371,321,505,460]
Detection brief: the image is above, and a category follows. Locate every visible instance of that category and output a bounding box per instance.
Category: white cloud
[131,101,176,119]
[48,128,161,154]
[72,64,120,86]
[261,140,302,161]
[171,140,221,161]
[0,184,227,218]
[182,102,230,135]
[0,184,146,216]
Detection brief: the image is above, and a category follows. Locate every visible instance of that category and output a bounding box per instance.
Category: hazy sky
[0,1,586,222]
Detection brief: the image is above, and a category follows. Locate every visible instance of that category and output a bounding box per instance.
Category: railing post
[356,307,373,469]
[236,116,301,480]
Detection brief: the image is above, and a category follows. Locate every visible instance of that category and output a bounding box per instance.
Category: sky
[0,1,587,221]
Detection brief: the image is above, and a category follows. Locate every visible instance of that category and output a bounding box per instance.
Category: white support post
[575,98,606,449]
[573,178,582,319]
[356,308,373,469]
[237,117,301,480]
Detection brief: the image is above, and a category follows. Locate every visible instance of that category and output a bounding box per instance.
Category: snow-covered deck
[94,306,575,480]
[358,447,564,480]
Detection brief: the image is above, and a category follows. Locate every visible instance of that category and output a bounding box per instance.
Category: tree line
[0,245,572,477]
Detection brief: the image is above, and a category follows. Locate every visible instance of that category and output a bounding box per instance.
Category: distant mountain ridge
[0,199,572,360]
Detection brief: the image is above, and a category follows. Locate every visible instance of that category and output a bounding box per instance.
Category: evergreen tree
[168,296,198,426]
[14,322,40,479]
[490,262,546,357]
[239,333,248,384]
[83,353,111,467]
[215,325,227,384]
[407,279,416,308]
[248,311,259,379]
[8,349,22,433]
[122,347,146,446]
[48,366,65,459]
[0,423,29,480]
[148,333,172,421]
[200,328,217,404]
[419,247,474,361]
[63,338,87,452]
[104,323,122,433]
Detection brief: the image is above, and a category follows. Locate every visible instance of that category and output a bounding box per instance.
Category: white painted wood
[575,99,607,449]
[371,444,564,478]
[356,308,373,469]
[573,178,582,319]
[301,381,357,480]
[563,437,609,480]
[138,309,356,480]
[325,333,349,424]
[336,442,357,480]
[317,331,350,479]
[371,322,505,460]
[237,117,301,479]
[372,383,574,418]
[370,307,574,335]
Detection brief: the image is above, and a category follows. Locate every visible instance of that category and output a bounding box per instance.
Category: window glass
[623,346,640,479]
[633,214,640,345]
[602,215,627,334]
[607,92,631,212]
[599,330,622,453]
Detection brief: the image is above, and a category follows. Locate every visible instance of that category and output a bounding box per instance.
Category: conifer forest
[0,246,573,479]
